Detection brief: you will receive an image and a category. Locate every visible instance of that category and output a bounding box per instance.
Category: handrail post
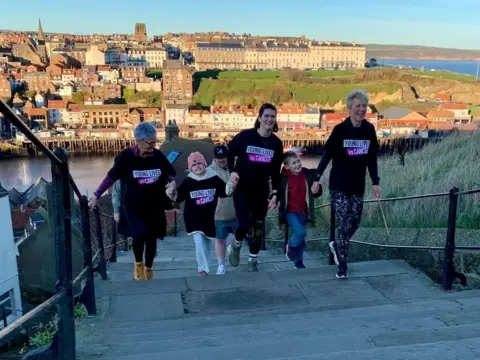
[111,219,117,263]
[329,203,336,265]
[1,306,7,328]
[261,221,267,251]
[173,210,178,237]
[50,147,76,360]
[93,207,108,280]
[442,186,459,290]
[80,196,96,316]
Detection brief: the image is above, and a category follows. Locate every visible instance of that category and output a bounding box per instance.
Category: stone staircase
[76,234,480,359]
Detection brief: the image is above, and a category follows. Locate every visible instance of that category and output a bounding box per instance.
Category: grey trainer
[248,258,258,272]
[228,244,241,267]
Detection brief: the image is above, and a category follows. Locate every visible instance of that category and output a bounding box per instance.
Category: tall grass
[315,133,480,229]
[410,70,478,82]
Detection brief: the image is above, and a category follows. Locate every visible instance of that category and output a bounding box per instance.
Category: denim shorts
[215,219,238,239]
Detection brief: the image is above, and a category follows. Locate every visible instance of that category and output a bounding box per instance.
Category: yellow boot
[134,262,145,281]
[144,267,154,280]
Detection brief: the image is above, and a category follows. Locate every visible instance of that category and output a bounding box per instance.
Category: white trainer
[216,264,227,275]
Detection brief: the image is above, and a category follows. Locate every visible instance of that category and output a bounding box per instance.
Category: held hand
[268,195,278,211]
[88,195,98,209]
[373,185,381,199]
[228,180,237,190]
[311,181,321,195]
[113,212,120,223]
[166,180,176,196]
[230,172,240,184]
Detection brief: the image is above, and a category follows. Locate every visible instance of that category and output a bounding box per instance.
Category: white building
[97,66,111,81]
[145,48,167,68]
[34,93,45,108]
[0,190,23,328]
[127,49,147,68]
[64,104,84,126]
[57,84,74,97]
[304,107,320,128]
[85,44,106,66]
[165,104,188,126]
[47,100,68,125]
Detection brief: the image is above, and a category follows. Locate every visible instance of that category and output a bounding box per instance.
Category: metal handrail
[0,290,66,346]
[0,99,83,200]
[0,100,63,167]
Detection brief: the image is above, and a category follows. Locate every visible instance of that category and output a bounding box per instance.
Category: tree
[71,91,90,104]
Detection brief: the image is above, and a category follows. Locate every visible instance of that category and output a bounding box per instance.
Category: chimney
[164,120,179,143]
[21,204,25,215]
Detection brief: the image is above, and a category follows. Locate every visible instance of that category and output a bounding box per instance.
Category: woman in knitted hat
[166,152,237,276]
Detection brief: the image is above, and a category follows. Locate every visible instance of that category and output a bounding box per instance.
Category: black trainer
[336,262,348,279]
[294,260,306,269]
[329,241,340,265]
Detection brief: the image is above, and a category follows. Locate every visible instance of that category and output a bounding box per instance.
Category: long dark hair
[254,103,278,133]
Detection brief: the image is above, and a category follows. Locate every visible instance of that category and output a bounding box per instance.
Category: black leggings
[331,190,364,263]
[234,188,269,255]
[132,235,157,268]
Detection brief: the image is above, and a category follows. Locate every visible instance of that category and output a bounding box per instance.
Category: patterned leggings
[331,190,364,263]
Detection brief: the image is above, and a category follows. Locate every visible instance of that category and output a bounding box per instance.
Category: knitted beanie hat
[187,152,207,170]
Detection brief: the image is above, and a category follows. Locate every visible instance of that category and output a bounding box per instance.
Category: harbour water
[0,155,321,195]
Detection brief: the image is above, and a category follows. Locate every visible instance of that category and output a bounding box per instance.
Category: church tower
[37,19,45,45]
[134,23,148,43]
[36,18,47,63]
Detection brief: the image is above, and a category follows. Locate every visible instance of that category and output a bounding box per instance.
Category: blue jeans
[286,212,307,260]
[215,219,238,240]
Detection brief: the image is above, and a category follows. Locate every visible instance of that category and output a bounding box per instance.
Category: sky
[2,0,480,49]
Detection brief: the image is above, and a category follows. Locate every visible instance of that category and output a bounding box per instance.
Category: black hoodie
[227,128,284,193]
[316,118,379,196]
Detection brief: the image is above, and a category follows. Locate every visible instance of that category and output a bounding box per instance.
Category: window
[0,291,13,320]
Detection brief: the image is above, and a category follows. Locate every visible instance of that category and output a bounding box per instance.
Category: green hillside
[194,78,401,107]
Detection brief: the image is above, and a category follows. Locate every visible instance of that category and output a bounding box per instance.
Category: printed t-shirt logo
[190,188,216,205]
[132,169,161,185]
[246,146,274,163]
[343,140,370,156]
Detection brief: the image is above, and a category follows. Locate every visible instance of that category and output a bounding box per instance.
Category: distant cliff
[358,69,480,104]
[366,44,480,61]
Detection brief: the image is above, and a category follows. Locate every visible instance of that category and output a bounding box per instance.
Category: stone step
[100,316,446,356]
[79,332,375,360]
[79,321,480,360]
[85,295,480,335]
[104,307,480,344]
[98,259,417,296]
[284,338,480,360]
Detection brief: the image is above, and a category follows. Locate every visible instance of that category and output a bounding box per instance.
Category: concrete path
[75,234,480,359]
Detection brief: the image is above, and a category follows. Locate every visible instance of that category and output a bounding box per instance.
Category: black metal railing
[0,99,120,359]
[277,185,480,291]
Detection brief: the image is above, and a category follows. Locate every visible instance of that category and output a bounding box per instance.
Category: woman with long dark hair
[226,103,284,272]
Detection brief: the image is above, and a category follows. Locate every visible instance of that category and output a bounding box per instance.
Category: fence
[285,186,480,291]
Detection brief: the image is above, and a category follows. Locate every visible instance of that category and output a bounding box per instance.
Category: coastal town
[0,20,479,152]
[3,5,480,359]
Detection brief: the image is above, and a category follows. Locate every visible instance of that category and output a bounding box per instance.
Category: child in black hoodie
[166,152,236,276]
[278,151,322,269]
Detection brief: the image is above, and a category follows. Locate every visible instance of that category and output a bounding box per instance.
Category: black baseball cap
[213,145,228,158]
